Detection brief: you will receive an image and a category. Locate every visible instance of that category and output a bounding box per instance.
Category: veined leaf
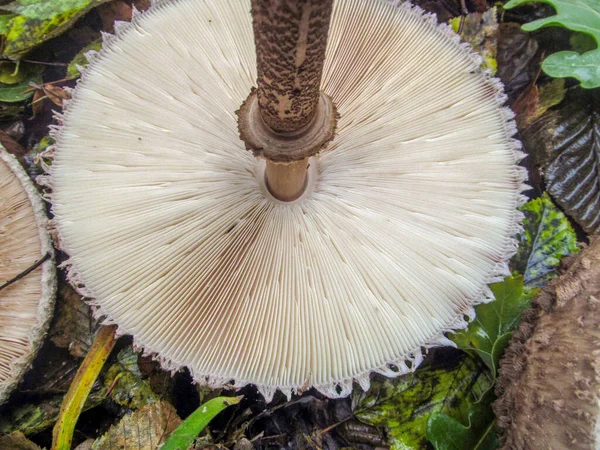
[511,193,578,288]
[92,401,181,450]
[504,0,600,88]
[353,354,492,450]
[450,277,536,376]
[427,389,499,450]
[522,88,600,234]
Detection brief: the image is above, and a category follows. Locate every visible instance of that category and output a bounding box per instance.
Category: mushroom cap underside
[0,148,56,405]
[48,0,526,400]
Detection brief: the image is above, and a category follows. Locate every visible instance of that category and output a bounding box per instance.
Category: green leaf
[103,346,160,410]
[0,0,111,59]
[66,38,101,79]
[450,276,536,376]
[427,389,499,450]
[511,193,578,288]
[353,354,492,450]
[504,0,600,88]
[162,396,242,450]
[0,64,42,102]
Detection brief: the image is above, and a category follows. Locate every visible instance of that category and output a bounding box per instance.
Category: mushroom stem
[238,0,337,202]
[265,158,309,202]
[253,0,333,133]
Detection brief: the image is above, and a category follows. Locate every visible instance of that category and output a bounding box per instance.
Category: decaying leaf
[40,83,70,107]
[0,0,111,59]
[505,0,600,89]
[511,194,578,288]
[66,39,101,80]
[0,388,106,435]
[92,401,181,450]
[104,346,159,410]
[0,431,42,450]
[353,354,492,450]
[449,8,498,73]
[522,88,600,233]
[497,22,540,102]
[450,277,537,376]
[50,282,100,358]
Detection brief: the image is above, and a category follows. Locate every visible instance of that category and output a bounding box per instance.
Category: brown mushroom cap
[494,238,600,450]
[46,0,526,400]
[0,148,56,405]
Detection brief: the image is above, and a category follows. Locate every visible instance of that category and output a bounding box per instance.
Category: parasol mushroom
[44,0,526,400]
[494,238,600,450]
[0,146,56,405]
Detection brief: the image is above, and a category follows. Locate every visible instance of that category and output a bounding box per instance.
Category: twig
[0,252,51,292]
[458,0,468,35]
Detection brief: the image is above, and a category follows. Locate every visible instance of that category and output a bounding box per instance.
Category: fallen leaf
[41,83,70,107]
[353,353,492,450]
[522,88,600,233]
[450,277,537,376]
[449,8,498,74]
[0,129,25,156]
[512,83,540,130]
[66,38,101,79]
[92,401,181,450]
[0,0,112,59]
[497,22,540,102]
[427,389,499,450]
[0,431,42,450]
[103,346,160,410]
[50,282,100,358]
[510,193,578,288]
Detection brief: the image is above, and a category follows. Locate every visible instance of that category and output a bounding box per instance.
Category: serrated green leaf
[450,277,536,376]
[353,354,492,450]
[0,0,111,59]
[511,193,578,288]
[504,0,600,88]
[162,396,242,450]
[427,389,499,450]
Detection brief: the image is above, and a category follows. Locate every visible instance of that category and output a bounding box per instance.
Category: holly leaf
[427,389,499,450]
[353,353,492,450]
[511,193,578,288]
[504,0,600,88]
[0,0,111,59]
[450,277,536,376]
[522,88,600,233]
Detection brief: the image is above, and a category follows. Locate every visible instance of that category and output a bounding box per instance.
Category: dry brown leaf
[42,84,71,108]
[92,401,182,450]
